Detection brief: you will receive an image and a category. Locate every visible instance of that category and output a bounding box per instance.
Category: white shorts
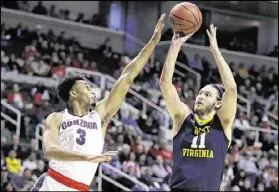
[31,173,78,191]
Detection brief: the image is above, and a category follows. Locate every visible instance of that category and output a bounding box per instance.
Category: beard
[194,103,215,115]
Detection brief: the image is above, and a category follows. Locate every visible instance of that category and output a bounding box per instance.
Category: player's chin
[194,107,205,114]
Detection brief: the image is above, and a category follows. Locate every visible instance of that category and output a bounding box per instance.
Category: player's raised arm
[206,24,237,132]
[43,113,117,162]
[96,14,166,130]
[159,32,193,137]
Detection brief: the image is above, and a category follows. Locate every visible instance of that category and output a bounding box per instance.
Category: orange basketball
[169,2,203,35]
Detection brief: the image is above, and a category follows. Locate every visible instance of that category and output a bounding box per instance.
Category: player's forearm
[211,50,237,89]
[44,145,88,161]
[160,44,180,85]
[121,37,157,82]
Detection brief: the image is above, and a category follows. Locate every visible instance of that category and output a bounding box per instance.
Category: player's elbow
[159,79,169,88]
[44,145,58,159]
[227,83,237,93]
[120,72,134,85]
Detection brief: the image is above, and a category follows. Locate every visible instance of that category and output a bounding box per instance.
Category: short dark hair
[57,75,85,103]
[210,84,225,100]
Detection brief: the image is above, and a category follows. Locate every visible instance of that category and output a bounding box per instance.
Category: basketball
[169,2,203,35]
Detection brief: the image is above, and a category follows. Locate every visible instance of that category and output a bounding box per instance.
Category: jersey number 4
[191,133,206,148]
[76,128,86,145]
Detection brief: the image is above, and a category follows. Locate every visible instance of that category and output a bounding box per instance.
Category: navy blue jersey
[170,113,230,191]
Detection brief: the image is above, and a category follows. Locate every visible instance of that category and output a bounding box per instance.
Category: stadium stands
[1,4,278,192]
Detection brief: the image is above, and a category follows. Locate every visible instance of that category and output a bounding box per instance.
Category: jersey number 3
[76,128,86,145]
[191,133,206,148]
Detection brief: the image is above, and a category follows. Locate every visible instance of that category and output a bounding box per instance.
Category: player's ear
[215,101,222,110]
[69,90,77,98]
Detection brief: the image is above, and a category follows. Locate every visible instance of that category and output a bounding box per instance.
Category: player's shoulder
[45,112,63,127]
[47,112,63,119]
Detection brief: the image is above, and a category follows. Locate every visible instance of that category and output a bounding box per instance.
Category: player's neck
[196,111,215,121]
[71,102,88,116]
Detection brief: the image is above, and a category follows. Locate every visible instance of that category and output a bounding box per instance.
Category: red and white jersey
[49,108,104,185]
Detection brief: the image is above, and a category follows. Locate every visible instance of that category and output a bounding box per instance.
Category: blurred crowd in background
[1,1,278,192]
[1,1,278,57]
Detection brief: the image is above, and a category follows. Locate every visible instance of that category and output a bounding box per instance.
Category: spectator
[1,120,12,145]
[21,152,37,172]
[8,23,24,41]
[5,150,21,174]
[238,153,258,186]
[261,134,275,152]
[138,154,149,172]
[51,63,66,78]
[139,167,159,189]
[138,114,159,136]
[6,54,20,73]
[24,139,44,159]
[122,112,143,137]
[1,81,7,98]
[239,177,252,192]
[148,73,160,90]
[18,1,30,12]
[257,182,265,192]
[268,46,278,57]
[188,53,204,72]
[233,111,250,139]
[151,156,169,179]
[32,160,46,178]
[177,50,188,65]
[56,31,66,45]
[11,168,36,191]
[75,13,86,23]
[2,135,24,160]
[1,166,10,188]
[98,37,112,55]
[32,1,48,15]
[1,181,15,192]
[118,144,131,163]
[114,135,124,151]
[122,153,141,178]
[159,141,173,162]
[32,82,50,107]
[22,45,38,61]
[49,4,58,18]
[147,143,160,161]
[64,9,71,20]
[134,144,145,162]
[90,14,102,26]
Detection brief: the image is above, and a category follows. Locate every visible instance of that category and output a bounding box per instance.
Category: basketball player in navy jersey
[31,14,166,191]
[160,24,237,191]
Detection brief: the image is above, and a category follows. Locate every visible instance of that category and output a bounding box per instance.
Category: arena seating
[1,6,278,192]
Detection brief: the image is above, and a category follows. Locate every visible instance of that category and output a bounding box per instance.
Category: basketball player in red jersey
[160,24,238,191]
[31,14,166,191]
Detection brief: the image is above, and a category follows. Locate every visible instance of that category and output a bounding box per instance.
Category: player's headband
[211,84,225,99]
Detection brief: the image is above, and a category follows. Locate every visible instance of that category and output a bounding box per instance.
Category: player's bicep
[218,88,237,129]
[43,113,61,154]
[160,83,190,123]
[96,74,131,119]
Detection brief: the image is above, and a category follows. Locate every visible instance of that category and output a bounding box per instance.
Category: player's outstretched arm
[160,31,193,137]
[206,24,237,134]
[96,14,166,130]
[43,113,117,162]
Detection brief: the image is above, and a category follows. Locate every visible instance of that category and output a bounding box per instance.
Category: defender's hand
[171,31,194,48]
[151,13,166,44]
[206,24,219,53]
